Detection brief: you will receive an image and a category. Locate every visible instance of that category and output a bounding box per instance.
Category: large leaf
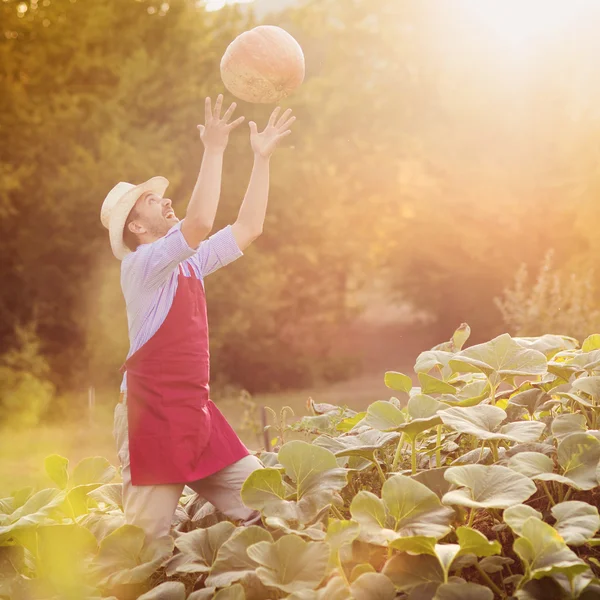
[138,581,186,600]
[449,334,547,386]
[513,518,589,581]
[333,429,401,462]
[350,572,396,600]
[241,468,287,513]
[503,504,543,536]
[87,484,123,510]
[571,376,600,401]
[508,389,553,417]
[206,526,273,588]
[513,335,578,357]
[36,523,98,593]
[442,465,536,509]
[551,501,600,546]
[88,524,174,587]
[551,414,588,442]
[361,401,406,431]
[507,452,574,486]
[278,440,345,499]
[557,433,600,490]
[408,394,444,419]
[418,373,457,395]
[382,553,444,591]
[44,454,69,490]
[0,488,66,541]
[168,521,236,574]
[456,526,501,557]
[71,457,116,487]
[247,534,330,594]
[350,474,453,545]
[439,405,545,443]
[433,582,494,600]
[384,372,413,393]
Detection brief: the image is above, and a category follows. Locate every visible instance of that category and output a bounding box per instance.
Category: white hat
[100,176,169,260]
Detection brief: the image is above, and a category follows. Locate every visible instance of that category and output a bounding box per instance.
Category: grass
[0,373,394,496]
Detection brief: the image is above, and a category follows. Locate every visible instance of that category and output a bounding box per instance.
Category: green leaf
[551,501,600,546]
[37,523,98,592]
[384,372,413,393]
[551,414,588,442]
[138,581,187,600]
[582,334,600,353]
[557,433,600,490]
[433,582,494,600]
[514,335,578,358]
[241,468,287,513]
[350,475,453,545]
[336,411,367,432]
[350,572,396,600]
[382,553,444,591]
[362,401,406,431]
[456,526,501,557]
[44,454,69,490]
[442,465,536,509]
[287,576,350,600]
[440,405,545,443]
[449,334,547,386]
[503,504,543,536]
[513,517,589,581]
[415,351,455,379]
[507,452,576,487]
[418,373,457,395]
[170,521,236,574]
[333,429,401,462]
[87,483,123,509]
[572,376,600,400]
[278,440,340,499]
[508,389,552,417]
[70,456,116,487]
[325,519,360,552]
[389,536,437,555]
[206,526,273,588]
[247,534,330,594]
[408,394,444,419]
[382,475,454,539]
[213,584,246,600]
[0,488,66,541]
[88,524,174,587]
[479,555,514,573]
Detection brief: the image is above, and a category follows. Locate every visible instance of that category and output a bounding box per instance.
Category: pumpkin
[220,25,305,104]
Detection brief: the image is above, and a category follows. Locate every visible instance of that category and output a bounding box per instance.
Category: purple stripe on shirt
[120,221,243,391]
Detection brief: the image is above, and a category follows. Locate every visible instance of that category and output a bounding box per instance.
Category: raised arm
[181,94,244,249]
[232,107,296,252]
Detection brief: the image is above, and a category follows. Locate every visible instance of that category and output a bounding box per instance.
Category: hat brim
[109,176,169,260]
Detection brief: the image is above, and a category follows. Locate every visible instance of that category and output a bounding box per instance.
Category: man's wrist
[203,145,226,157]
[253,153,271,164]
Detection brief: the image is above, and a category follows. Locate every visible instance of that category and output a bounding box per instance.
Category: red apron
[121,263,249,485]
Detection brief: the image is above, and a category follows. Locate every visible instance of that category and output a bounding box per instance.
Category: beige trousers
[112,397,263,540]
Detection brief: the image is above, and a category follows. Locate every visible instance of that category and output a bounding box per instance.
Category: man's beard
[148,219,173,239]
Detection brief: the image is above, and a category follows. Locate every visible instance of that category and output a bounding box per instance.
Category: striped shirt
[120,220,243,392]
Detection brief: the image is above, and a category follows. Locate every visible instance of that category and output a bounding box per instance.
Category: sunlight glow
[203,0,253,12]
[465,0,594,47]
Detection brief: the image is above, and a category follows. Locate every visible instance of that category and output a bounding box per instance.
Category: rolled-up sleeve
[191,224,243,278]
[122,221,196,290]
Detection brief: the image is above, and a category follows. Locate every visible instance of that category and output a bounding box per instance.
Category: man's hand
[249,107,296,159]
[197,94,245,152]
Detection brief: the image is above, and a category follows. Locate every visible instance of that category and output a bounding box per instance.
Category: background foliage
[2,0,600,420]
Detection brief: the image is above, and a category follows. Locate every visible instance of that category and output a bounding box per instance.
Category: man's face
[129,191,179,239]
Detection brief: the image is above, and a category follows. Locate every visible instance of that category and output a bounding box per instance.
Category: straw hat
[100,176,169,260]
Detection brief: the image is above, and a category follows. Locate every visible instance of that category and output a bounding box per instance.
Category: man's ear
[128,220,145,235]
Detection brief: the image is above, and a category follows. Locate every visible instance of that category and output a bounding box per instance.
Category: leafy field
[1,326,599,599]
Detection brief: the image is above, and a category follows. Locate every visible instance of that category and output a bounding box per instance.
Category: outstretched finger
[213,94,224,119]
[204,97,212,124]
[276,108,292,128]
[278,115,296,131]
[249,121,259,135]
[226,116,245,130]
[222,101,237,123]
[268,106,281,127]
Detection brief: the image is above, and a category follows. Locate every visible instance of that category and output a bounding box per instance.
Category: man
[100,95,295,541]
